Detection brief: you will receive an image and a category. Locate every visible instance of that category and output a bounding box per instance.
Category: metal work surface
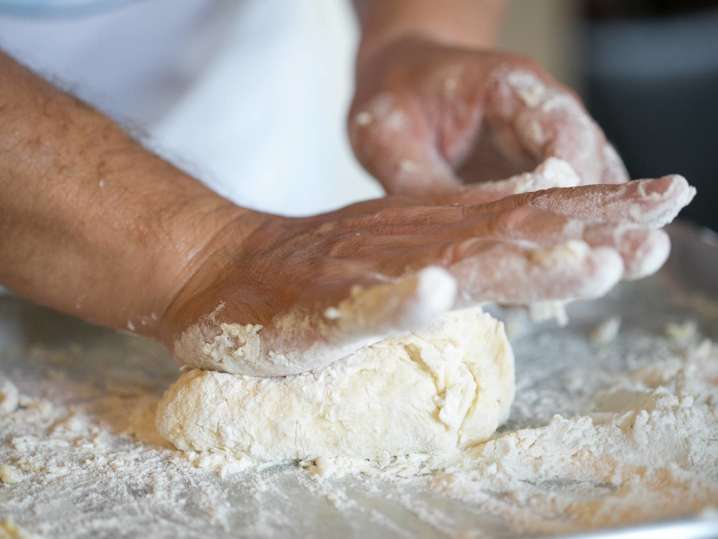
[1,223,717,538]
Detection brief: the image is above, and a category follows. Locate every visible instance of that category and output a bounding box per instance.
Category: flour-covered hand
[349,37,628,198]
[159,176,694,376]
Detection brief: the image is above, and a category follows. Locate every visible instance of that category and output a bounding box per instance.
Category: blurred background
[500,0,718,231]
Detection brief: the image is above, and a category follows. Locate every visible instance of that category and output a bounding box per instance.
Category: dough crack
[458,364,483,450]
[403,340,449,430]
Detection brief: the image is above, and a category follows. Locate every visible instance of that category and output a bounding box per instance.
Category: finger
[584,226,670,280]
[449,240,624,306]
[525,175,696,227]
[485,67,616,185]
[458,202,671,280]
[349,93,459,195]
[336,176,688,282]
[436,157,581,206]
[476,206,670,281]
[324,266,457,335]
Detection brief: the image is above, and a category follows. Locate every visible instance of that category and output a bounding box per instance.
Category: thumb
[349,93,460,195]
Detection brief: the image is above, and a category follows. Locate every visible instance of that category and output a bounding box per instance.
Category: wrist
[146,193,270,343]
[355,31,435,80]
[355,1,504,74]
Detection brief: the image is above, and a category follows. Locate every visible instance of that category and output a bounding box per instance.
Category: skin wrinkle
[159,211,272,336]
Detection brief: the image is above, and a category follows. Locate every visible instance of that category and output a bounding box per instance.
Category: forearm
[0,51,258,334]
[353,0,506,67]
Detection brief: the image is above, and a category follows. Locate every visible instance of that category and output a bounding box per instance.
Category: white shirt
[0,0,381,215]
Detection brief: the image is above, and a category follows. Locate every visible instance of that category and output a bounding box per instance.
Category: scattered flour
[665,319,699,343]
[1,289,718,537]
[0,378,18,415]
[590,317,622,345]
[435,336,718,535]
[0,465,22,486]
[528,301,568,326]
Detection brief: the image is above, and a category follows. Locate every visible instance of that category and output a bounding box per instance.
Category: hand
[158,175,694,377]
[349,36,628,198]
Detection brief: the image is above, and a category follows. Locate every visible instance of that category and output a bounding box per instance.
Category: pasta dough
[156,308,514,461]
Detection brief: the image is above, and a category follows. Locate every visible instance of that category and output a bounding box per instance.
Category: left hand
[349,36,628,201]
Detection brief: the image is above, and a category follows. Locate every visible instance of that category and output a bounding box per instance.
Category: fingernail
[638,177,674,198]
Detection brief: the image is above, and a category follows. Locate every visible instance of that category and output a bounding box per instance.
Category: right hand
[156,172,695,377]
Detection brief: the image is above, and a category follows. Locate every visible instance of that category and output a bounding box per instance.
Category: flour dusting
[173,267,457,377]
[1,277,718,537]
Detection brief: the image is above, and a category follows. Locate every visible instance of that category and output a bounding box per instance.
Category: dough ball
[156,308,514,461]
